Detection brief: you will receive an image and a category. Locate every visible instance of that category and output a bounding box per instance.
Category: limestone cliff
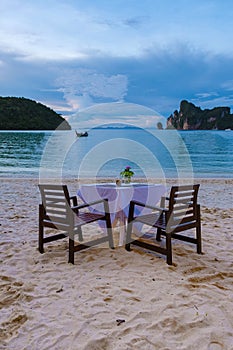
[167,100,233,130]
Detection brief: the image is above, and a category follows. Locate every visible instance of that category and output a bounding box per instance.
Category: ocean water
[0,129,232,179]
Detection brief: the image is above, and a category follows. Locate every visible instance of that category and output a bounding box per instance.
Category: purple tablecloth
[77,183,167,245]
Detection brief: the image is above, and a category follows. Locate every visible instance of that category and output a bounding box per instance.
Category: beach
[0,178,233,350]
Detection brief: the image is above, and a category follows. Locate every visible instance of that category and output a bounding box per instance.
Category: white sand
[0,178,233,350]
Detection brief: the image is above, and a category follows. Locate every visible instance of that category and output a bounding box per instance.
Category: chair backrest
[167,184,200,233]
[39,184,74,230]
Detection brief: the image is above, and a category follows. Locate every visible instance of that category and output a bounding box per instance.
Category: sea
[0,128,232,180]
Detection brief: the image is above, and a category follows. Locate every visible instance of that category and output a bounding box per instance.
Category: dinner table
[77,182,167,246]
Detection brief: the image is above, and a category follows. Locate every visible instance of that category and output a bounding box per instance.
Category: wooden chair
[38,184,114,264]
[125,184,201,265]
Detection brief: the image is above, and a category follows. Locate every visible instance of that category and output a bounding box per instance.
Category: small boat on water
[75,130,88,137]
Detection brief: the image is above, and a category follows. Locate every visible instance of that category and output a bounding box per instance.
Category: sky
[1,0,233,128]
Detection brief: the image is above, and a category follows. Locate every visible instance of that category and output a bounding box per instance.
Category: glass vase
[122,176,131,184]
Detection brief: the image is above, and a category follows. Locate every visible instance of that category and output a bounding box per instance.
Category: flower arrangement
[120,166,134,178]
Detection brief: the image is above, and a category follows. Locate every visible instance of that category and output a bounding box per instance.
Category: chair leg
[38,224,44,253]
[39,205,44,253]
[156,228,162,241]
[196,205,202,254]
[77,227,83,242]
[166,233,172,265]
[125,221,133,251]
[196,223,202,254]
[105,213,114,249]
[125,243,131,251]
[68,232,75,264]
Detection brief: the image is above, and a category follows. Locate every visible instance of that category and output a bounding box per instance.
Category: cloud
[123,16,149,28]
[191,96,233,111]
[195,92,219,99]
[221,80,233,91]
[2,0,233,63]
[54,68,128,111]
[2,42,233,119]
[69,102,165,129]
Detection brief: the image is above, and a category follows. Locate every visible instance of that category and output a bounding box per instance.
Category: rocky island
[167,100,233,130]
[0,97,71,130]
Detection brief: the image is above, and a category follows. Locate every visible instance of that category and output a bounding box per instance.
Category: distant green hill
[0,97,71,130]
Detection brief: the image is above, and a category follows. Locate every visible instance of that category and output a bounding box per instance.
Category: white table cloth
[77,183,167,245]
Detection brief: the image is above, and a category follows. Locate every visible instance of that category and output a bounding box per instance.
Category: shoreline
[1,176,233,180]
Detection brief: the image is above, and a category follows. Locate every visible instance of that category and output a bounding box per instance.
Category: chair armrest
[130,200,167,212]
[160,196,169,207]
[71,198,108,212]
[128,200,168,223]
[70,195,77,206]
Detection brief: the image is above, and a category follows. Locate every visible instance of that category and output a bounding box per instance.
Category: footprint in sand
[0,312,28,343]
[208,341,224,350]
